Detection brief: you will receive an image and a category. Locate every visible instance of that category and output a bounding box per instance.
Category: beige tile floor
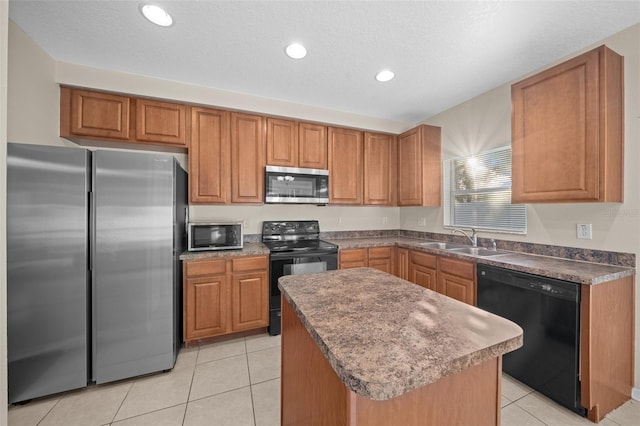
[8,333,640,426]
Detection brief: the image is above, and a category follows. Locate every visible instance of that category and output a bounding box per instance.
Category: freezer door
[7,143,89,403]
[93,150,176,383]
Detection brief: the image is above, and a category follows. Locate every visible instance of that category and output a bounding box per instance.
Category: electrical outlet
[337,217,342,225]
[418,217,426,227]
[243,219,249,228]
[577,224,592,239]
[382,216,388,225]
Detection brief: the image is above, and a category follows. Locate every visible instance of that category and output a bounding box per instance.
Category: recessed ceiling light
[285,43,307,59]
[141,4,173,27]
[375,70,395,82]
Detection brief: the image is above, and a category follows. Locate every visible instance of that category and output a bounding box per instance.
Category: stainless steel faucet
[451,228,477,247]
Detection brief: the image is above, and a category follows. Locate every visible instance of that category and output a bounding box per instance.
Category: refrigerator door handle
[89,188,97,383]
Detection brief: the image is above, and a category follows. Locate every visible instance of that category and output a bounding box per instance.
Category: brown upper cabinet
[364,132,396,206]
[230,112,266,204]
[61,87,131,141]
[266,118,298,167]
[60,86,189,150]
[189,107,231,204]
[328,127,364,205]
[298,123,328,169]
[266,119,328,169]
[189,109,266,205]
[135,98,188,147]
[60,86,447,208]
[511,45,624,203]
[397,125,442,206]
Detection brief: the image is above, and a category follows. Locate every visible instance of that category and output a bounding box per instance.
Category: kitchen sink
[446,247,509,257]
[418,242,466,249]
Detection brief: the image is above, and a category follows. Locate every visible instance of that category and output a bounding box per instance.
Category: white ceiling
[8,1,640,124]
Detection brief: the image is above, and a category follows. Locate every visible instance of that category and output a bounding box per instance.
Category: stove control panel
[262,220,320,241]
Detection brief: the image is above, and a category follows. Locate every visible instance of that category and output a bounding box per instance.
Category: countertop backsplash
[319,229,635,269]
[228,229,634,268]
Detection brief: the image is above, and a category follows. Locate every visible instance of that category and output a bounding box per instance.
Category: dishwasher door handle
[529,282,552,291]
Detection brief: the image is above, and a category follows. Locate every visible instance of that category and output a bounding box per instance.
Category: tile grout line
[107,381,135,425]
[35,396,62,426]
[244,336,259,426]
[511,391,579,426]
[109,402,187,426]
[182,346,200,425]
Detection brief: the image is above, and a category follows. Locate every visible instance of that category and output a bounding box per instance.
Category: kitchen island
[279,268,523,426]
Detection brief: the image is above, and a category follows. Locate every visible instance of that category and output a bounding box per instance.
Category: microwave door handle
[185,207,189,235]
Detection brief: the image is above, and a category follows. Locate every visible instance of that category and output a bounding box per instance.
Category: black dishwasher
[477,265,587,416]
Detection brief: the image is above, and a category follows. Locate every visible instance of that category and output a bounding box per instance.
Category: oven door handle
[269,250,338,260]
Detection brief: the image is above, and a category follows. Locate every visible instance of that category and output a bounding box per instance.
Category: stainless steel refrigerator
[7,143,187,404]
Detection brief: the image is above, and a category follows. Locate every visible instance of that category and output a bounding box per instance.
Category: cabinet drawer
[439,257,475,280]
[368,246,393,259]
[409,251,437,269]
[185,259,226,277]
[231,256,269,273]
[339,249,367,263]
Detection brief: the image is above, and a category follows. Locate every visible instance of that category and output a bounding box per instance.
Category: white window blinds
[444,146,526,234]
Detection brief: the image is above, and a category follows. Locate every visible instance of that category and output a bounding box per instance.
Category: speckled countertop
[328,237,635,285]
[179,236,634,285]
[179,242,269,260]
[279,267,523,400]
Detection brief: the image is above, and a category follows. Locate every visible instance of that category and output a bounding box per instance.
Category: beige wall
[7,21,63,147]
[189,205,400,234]
[6,15,640,398]
[408,23,640,390]
[1,0,9,423]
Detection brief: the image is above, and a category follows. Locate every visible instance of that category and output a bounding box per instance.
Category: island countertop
[278,267,523,401]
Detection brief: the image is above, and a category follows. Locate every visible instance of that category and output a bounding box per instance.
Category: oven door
[268,251,337,335]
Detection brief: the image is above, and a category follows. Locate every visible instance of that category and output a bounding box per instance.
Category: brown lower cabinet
[183,255,269,342]
[396,246,633,422]
[399,248,476,305]
[580,276,634,422]
[437,256,476,306]
[338,247,394,274]
[408,250,438,292]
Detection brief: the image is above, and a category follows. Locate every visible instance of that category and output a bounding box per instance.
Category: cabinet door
[339,248,367,269]
[231,271,269,331]
[135,98,188,146]
[368,246,394,274]
[511,46,623,203]
[397,127,422,206]
[63,88,131,140]
[364,132,396,206]
[299,123,328,169]
[328,127,363,205]
[231,113,265,204]
[368,258,393,274]
[189,107,230,203]
[438,274,475,305]
[266,118,298,167]
[409,251,437,291]
[397,125,441,207]
[184,275,228,340]
[396,248,409,280]
[438,257,476,305]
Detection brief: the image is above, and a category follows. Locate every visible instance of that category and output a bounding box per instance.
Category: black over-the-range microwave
[187,222,243,251]
[264,165,329,204]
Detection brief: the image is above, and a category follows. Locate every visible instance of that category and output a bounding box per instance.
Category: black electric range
[262,221,338,335]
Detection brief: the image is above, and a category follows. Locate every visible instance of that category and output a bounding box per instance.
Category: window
[444,146,526,234]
